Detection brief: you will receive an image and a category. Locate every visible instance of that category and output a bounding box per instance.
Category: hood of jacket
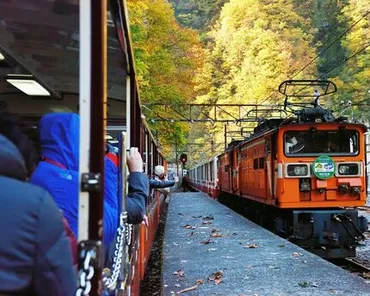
[39,112,79,171]
[0,134,27,180]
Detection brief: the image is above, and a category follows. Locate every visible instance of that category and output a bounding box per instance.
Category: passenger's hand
[141,215,149,227]
[127,147,143,172]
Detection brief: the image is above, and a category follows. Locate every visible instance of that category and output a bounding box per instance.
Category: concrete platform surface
[162,192,370,296]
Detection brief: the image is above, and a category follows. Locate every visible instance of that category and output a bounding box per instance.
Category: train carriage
[0,1,167,295]
[187,155,219,198]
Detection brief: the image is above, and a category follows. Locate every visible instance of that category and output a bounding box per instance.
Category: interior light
[6,75,50,96]
[0,52,4,61]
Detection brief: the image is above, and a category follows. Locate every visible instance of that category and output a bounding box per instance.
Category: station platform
[162,192,370,296]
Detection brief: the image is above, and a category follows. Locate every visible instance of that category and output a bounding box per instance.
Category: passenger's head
[0,112,38,177]
[154,165,165,180]
[39,112,79,171]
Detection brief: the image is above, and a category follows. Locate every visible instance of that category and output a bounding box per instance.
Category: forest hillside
[127,0,370,164]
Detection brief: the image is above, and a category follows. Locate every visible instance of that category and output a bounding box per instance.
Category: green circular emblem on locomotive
[312,155,336,180]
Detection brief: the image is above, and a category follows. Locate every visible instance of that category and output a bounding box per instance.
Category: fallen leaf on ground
[211,228,217,233]
[210,232,223,238]
[183,224,196,230]
[298,281,317,288]
[195,279,203,285]
[173,269,185,277]
[176,285,198,294]
[202,215,214,220]
[200,239,213,245]
[363,272,370,279]
[202,221,212,225]
[292,252,303,257]
[244,244,258,248]
[188,231,195,237]
[208,270,223,285]
[192,215,202,218]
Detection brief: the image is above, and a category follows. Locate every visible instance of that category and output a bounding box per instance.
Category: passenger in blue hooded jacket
[30,112,149,245]
[0,117,76,295]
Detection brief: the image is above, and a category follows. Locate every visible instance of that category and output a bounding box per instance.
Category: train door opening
[232,149,239,194]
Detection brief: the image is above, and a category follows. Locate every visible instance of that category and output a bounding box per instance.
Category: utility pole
[224,124,227,150]
[175,137,179,177]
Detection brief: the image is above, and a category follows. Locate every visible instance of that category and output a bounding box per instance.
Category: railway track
[344,257,370,275]
[330,257,370,280]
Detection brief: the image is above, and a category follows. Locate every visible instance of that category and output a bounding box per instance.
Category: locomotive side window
[284,129,359,156]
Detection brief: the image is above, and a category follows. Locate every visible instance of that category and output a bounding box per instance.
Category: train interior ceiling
[0,0,128,143]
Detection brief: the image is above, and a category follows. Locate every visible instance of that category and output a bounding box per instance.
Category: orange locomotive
[189,80,368,258]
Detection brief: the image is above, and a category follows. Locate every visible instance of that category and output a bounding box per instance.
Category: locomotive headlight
[338,163,359,176]
[287,164,309,177]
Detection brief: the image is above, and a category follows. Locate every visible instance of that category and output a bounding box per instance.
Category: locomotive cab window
[284,129,359,156]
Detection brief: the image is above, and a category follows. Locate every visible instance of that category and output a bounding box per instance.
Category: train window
[253,158,259,169]
[284,129,359,156]
[259,157,264,169]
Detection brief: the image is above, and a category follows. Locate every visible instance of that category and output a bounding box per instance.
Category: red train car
[0,1,167,294]
[187,156,219,198]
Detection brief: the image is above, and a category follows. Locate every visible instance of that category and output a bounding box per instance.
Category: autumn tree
[188,0,317,155]
[127,0,205,158]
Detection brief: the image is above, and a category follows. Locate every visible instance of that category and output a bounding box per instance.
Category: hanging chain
[75,250,95,296]
[125,222,133,246]
[103,211,131,291]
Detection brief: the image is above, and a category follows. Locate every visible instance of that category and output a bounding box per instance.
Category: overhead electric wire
[293,42,370,96]
[291,9,370,80]
[317,43,370,79]
[258,9,370,105]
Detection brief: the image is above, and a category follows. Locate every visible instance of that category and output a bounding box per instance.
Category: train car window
[253,158,259,169]
[284,129,359,156]
[259,157,265,169]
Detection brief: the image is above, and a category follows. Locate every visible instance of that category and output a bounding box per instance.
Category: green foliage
[310,0,348,77]
[331,0,370,122]
[170,0,229,31]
